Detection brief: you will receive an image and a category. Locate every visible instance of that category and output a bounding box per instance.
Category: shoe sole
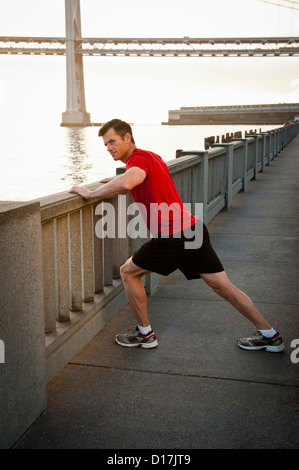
[115,338,158,349]
[237,342,284,352]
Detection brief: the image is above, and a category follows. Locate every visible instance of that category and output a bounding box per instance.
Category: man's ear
[125,132,132,143]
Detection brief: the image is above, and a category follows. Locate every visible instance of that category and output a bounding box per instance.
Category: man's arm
[99,176,117,183]
[69,167,146,200]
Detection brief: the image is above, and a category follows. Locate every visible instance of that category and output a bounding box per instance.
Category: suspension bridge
[1,0,298,126]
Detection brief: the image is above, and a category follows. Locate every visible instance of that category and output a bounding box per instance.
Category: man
[70,119,284,353]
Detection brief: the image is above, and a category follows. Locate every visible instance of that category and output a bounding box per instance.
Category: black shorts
[132,222,224,280]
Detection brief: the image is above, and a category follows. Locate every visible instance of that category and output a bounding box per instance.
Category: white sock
[138,324,152,335]
[258,328,277,338]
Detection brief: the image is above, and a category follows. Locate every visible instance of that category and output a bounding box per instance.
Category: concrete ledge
[0,201,46,449]
[45,280,128,383]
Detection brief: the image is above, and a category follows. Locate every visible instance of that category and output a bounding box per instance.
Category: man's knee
[212,284,231,299]
[120,258,148,283]
[201,272,234,299]
[120,259,131,282]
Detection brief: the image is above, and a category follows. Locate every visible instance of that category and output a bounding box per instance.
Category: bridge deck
[1,36,298,56]
[15,135,299,450]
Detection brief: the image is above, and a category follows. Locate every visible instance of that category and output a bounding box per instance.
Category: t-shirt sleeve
[126,154,150,174]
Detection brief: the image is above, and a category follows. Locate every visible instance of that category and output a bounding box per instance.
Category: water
[1,51,296,202]
[0,120,276,202]
[1,0,298,202]
[1,122,277,203]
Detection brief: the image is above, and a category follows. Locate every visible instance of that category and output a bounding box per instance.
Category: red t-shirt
[126,148,197,236]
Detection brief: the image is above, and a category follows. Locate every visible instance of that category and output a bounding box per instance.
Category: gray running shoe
[237,331,284,352]
[115,326,158,349]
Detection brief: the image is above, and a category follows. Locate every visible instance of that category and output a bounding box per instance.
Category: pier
[1,123,299,449]
[164,103,299,126]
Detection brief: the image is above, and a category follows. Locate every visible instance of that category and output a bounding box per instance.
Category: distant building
[163,103,299,125]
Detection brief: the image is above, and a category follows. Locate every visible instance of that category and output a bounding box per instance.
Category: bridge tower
[61,0,91,126]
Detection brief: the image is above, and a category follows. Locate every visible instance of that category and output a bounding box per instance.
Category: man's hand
[69,185,91,199]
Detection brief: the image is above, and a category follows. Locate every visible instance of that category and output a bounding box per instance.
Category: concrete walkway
[15,135,299,449]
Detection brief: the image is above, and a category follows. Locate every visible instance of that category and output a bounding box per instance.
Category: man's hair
[98,119,135,144]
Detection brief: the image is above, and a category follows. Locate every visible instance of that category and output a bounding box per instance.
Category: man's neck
[122,144,137,164]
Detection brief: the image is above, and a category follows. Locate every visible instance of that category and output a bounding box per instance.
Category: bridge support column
[61,0,91,127]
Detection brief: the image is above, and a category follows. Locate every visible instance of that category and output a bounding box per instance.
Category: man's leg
[199,271,284,352]
[120,257,152,327]
[199,271,272,330]
[116,257,158,348]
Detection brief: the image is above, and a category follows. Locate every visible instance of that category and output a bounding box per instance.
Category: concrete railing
[1,122,298,448]
[175,123,299,223]
[41,189,159,383]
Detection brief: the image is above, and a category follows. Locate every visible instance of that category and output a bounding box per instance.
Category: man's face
[102,128,131,163]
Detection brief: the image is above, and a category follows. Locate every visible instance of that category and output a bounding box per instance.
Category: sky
[0,0,298,37]
[0,0,298,124]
